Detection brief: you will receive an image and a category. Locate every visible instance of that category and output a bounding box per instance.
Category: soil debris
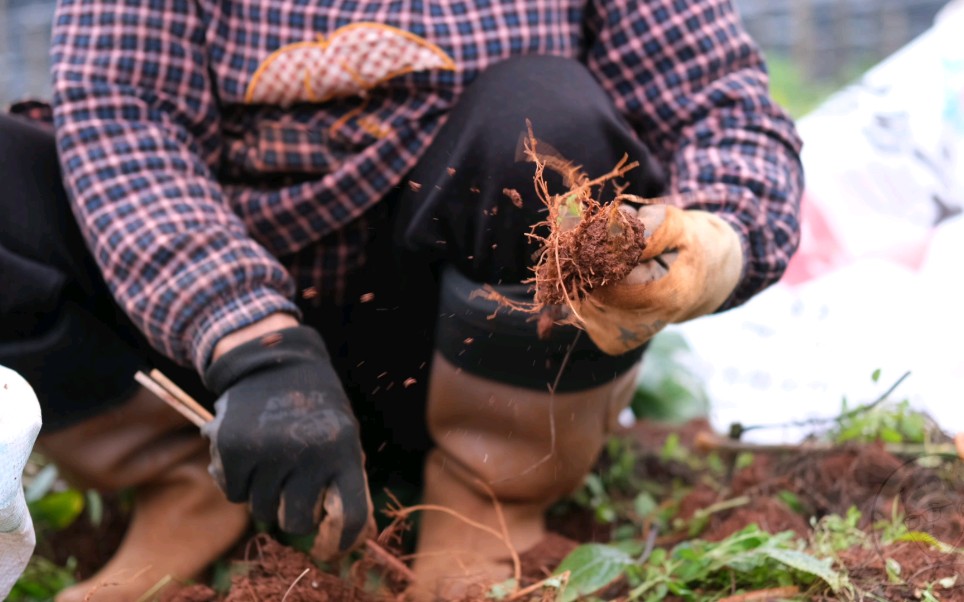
[503,187,524,208]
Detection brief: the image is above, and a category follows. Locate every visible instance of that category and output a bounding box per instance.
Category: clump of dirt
[703,496,810,542]
[837,542,964,601]
[166,535,386,602]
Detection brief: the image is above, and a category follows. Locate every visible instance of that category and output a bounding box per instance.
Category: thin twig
[132,574,172,602]
[495,330,582,483]
[364,540,416,583]
[281,567,311,602]
[639,524,660,565]
[505,570,571,602]
[733,371,911,437]
[135,371,207,427]
[149,369,213,422]
[476,479,522,588]
[695,430,961,458]
[388,504,509,546]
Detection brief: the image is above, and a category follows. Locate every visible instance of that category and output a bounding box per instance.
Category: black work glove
[202,325,373,556]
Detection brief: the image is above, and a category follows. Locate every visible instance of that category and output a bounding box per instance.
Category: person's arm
[51,0,373,548]
[583,0,803,308]
[51,0,299,373]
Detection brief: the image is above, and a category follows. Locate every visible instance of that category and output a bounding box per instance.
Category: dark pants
[0,55,665,487]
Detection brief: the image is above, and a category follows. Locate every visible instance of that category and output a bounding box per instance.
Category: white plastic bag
[0,365,42,599]
[665,2,964,442]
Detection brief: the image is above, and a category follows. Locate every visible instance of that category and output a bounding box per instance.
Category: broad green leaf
[764,548,845,592]
[872,369,882,383]
[554,544,633,602]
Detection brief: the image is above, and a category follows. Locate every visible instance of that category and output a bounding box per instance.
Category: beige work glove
[573,204,744,355]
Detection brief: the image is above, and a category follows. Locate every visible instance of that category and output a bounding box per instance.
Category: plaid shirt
[50,0,803,373]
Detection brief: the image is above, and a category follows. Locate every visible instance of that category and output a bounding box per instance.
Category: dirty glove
[574,204,744,355]
[202,325,374,558]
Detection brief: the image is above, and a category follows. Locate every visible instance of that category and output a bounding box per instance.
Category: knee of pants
[434,265,644,392]
[454,54,666,195]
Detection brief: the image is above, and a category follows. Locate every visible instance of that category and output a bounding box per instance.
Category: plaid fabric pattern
[50,0,802,373]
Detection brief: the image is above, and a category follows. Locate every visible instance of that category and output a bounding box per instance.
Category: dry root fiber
[490,121,654,334]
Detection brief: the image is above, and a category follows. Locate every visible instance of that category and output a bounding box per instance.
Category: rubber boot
[409,352,640,601]
[36,387,250,602]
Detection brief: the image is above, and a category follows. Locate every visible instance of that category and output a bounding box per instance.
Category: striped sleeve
[51,0,300,372]
[584,0,804,307]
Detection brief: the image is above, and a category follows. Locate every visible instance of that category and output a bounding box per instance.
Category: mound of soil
[40,418,964,601]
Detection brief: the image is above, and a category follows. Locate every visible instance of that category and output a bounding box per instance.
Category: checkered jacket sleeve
[585,0,804,308]
[50,0,300,373]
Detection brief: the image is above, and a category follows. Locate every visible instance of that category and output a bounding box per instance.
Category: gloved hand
[573,203,744,355]
[202,325,374,558]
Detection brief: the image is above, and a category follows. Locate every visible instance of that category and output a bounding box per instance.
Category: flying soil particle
[503,188,524,208]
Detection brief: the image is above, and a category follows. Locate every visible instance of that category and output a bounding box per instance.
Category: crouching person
[0,0,802,598]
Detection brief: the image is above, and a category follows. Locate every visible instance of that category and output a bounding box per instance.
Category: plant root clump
[534,206,647,307]
[490,121,654,328]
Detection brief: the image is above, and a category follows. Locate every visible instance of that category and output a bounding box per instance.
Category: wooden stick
[134,370,208,427]
[148,369,213,423]
[695,430,961,459]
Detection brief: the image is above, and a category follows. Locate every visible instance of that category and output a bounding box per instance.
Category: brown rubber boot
[409,352,640,601]
[37,387,250,601]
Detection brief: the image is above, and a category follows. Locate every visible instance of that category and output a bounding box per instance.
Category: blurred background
[0,0,951,116]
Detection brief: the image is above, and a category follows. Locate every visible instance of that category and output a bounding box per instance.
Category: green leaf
[634,492,658,519]
[554,544,634,602]
[872,369,882,383]
[879,427,903,444]
[28,490,84,531]
[735,452,755,471]
[885,558,902,584]
[660,433,681,462]
[611,539,646,557]
[86,490,104,528]
[894,531,943,550]
[24,463,59,503]
[9,556,77,601]
[777,490,804,514]
[763,548,846,592]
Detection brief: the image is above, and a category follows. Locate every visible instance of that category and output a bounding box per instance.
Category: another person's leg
[395,55,666,599]
[0,114,248,602]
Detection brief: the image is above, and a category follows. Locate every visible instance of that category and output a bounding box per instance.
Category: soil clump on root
[492,122,653,330]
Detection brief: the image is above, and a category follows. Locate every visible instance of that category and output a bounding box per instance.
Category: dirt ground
[44,418,964,601]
